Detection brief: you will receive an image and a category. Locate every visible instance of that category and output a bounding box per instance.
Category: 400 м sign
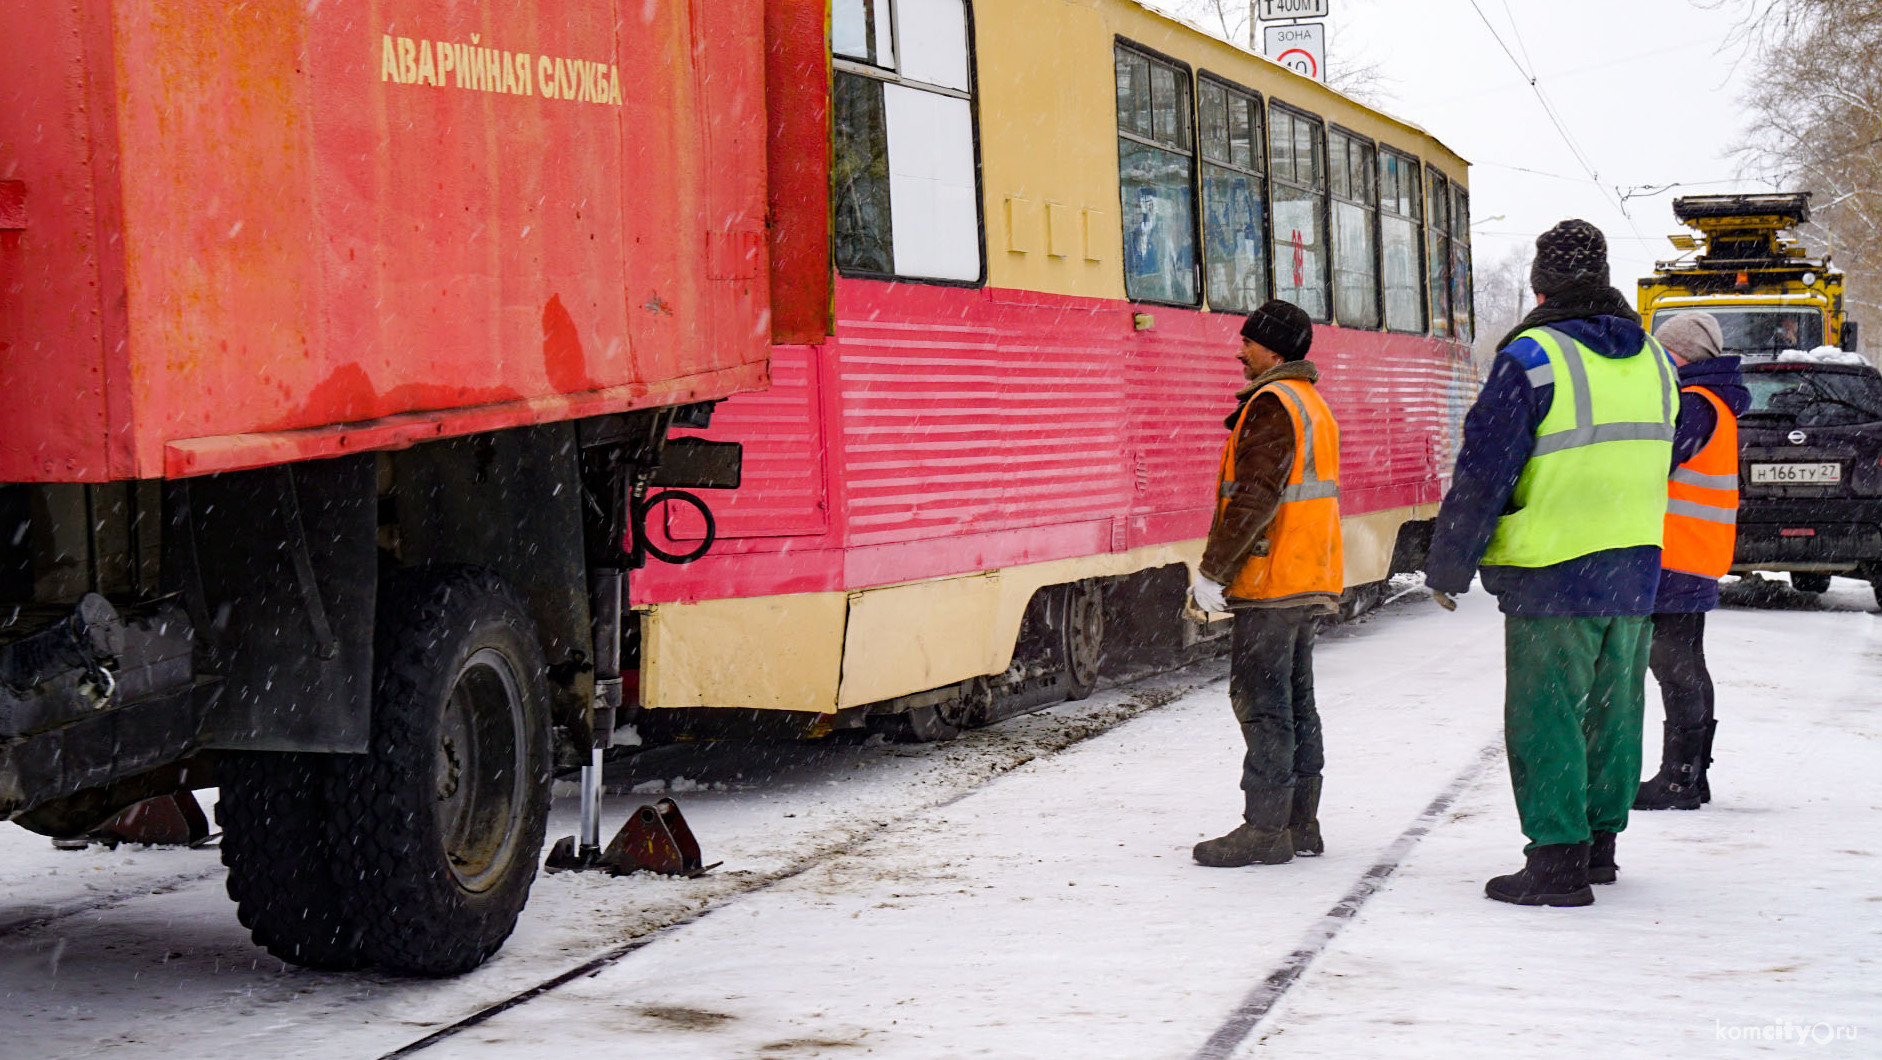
[1258,0,1329,19]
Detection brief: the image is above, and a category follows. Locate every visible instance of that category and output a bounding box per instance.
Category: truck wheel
[1791,572,1832,594]
[339,567,552,976]
[218,751,366,970]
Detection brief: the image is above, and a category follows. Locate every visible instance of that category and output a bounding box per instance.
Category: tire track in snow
[0,867,226,940]
[1190,739,1506,1060]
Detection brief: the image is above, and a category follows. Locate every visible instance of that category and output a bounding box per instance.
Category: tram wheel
[873,677,990,743]
[1064,580,1104,700]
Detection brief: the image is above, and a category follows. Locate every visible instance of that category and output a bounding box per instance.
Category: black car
[1734,359,1882,595]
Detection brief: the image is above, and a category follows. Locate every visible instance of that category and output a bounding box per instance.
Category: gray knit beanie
[1654,312,1724,363]
[1530,219,1609,296]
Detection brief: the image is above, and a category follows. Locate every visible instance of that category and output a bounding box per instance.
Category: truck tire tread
[217,751,367,970]
[335,566,551,977]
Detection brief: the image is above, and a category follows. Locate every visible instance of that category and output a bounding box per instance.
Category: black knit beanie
[1530,219,1609,297]
[1240,299,1313,361]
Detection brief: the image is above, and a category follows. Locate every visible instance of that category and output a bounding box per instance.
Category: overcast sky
[1159,0,1774,302]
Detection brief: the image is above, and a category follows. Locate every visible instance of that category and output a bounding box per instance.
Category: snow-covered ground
[2,577,1877,1058]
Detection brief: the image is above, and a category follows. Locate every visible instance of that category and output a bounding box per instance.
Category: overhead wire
[1496,0,1538,77]
[1458,0,1641,235]
[1617,175,1786,204]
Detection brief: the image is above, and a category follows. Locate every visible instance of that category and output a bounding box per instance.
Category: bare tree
[1735,0,1882,347]
[1149,0,1396,106]
[1472,246,1533,371]
[1324,56,1393,108]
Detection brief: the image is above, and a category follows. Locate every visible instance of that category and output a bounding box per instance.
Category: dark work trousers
[1649,612,1713,729]
[1229,607,1324,812]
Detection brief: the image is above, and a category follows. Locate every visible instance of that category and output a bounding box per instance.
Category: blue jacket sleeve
[1424,343,1547,594]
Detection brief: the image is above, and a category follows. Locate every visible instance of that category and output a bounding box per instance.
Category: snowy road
[2,579,1878,1057]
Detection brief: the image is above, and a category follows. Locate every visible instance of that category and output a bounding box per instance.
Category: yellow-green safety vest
[1480,325,1677,568]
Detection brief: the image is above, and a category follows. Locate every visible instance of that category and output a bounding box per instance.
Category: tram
[629,0,1478,740]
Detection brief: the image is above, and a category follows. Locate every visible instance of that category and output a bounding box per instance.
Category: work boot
[1288,775,1324,856]
[1485,843,1595,907]
[1634,723,1706,811]
[1588,830,1618,885]
[1697,720,1717,804]
[1193,789,1293,867]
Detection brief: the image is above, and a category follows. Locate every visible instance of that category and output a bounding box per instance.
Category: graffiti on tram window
[1381,215,1423,331]
[1426,168,1453,337]
[1379,148,1425,332]
[833,71,894,275]
[1332,199,1379,328]
[1121,142,1198,305]
[1271,187,1327,320]
[1328,131,1379,329]
[1198,79,1266,313]
[1450,186,1474,341]
[1268,106,1329,320]
[1203,169,1265,313]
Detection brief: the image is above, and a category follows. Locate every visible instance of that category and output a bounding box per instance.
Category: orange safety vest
[1663,385,1739,578]
[1215,377,1344,602]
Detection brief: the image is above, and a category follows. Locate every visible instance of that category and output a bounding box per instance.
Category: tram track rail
[1190,740,1504,1058]
[377,601,1486,1060]
[0,590,1469,1058]
[376,658,1231,1058]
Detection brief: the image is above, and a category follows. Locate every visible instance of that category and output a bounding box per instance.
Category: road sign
[1262,22,1324,82]
[1258,0,1329,20]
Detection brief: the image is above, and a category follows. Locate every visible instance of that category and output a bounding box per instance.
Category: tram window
[896,0,970,90]
[1199,77,1267,313]
[833,0,896,69]
[1451,186,1474,341]
[1116,45,1199,305]
[1268,105,1329,321]
[1427,167,1453,336]
[1378,148,1425,333]
[833,74,894,274]
[1328,129,1379,329]
[832,0,981,283]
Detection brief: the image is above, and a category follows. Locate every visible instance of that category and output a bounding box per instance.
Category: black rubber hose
[633,490,716,565]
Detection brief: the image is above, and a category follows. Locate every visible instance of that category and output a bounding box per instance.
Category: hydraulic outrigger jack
[544,568,714,877]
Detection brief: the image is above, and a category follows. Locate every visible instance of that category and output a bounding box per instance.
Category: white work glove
[1190,573,1229,614]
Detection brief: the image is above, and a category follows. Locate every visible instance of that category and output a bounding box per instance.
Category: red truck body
[0,0,779,482]
[0,1,834,975]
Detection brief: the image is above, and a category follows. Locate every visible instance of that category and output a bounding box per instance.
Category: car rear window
[1744,368,1882,426]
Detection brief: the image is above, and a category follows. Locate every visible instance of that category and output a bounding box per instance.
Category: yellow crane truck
[1639,193,1855,356]
[1641,192,1882,600]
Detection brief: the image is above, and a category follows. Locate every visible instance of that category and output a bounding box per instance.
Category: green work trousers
[1504,615,1650,850]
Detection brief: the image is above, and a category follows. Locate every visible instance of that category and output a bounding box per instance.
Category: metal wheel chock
[51,791,212,850]
[546,797,715,877]
[597,798,717,876]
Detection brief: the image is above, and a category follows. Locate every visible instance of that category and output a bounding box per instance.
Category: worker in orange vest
[1636,311,1747,811]
[1190,300,1343,867]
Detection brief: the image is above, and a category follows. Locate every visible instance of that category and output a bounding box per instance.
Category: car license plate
[1750,462,1842,484]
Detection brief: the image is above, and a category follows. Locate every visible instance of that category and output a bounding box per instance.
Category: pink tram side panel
[636,277,1474,606]
[0,0,772,483]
